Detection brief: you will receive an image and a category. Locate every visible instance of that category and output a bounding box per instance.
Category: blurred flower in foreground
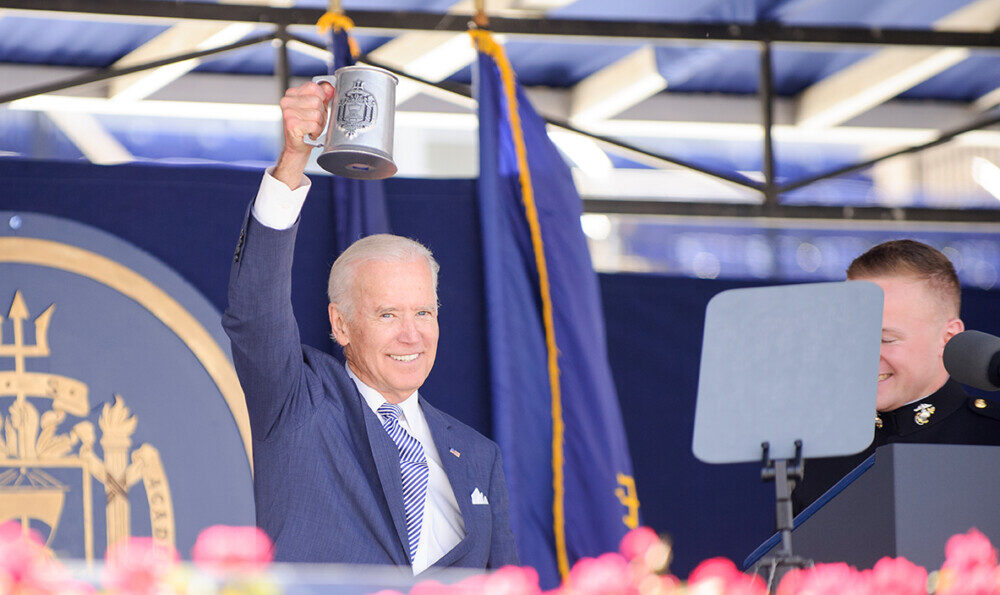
[943,529,998,574]
[451,565,541,595]
[405,566,541,595]
[776,562,876,595]
[619,527,671,574]
[363,527,1000,595]
[191,525,274,575]
[103,537,179,595]
[688,557,766,595]
[408,579,452,595]
[633,573,681,595]
[0,520,90,594]
[567,552,636,595]
[937,528,1000,595]
[870,556,928,595]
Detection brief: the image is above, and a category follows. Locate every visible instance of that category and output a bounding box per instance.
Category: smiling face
[856,275,964,412]
[329,258,439,404]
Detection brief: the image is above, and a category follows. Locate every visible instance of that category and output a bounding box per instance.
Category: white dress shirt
[251,168,311,230]
[346,367,466,574]
[251,169,466,573]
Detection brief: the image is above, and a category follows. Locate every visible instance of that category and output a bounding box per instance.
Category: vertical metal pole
[759,40,777,209]
[274,24,291,97]
[274,25,291,154]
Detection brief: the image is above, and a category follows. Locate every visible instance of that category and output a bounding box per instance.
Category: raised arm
[222,81,335,441]
[273,81,335,190]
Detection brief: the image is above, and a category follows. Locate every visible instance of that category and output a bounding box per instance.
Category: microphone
[944,330,1000,391]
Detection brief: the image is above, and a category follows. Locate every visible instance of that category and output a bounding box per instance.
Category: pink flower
[567,552,636,595]
[725,576,768,595]
[447,566,540,595]
[688,557,742,584]
[191,525,274,575]
[775,563,873,595]
[0,520,71,594]
[56,579,99,594]
[631,574,681,595]
[409,579,455,595]
[936,566,1000,595]
[448,574,489,595]
[775,568,806,595]
[619,528,670,573]
[870,557,927,595]
[103,537,179,595]
[944,529,999,574]
[0,521,46,580]
[687,558,765,594]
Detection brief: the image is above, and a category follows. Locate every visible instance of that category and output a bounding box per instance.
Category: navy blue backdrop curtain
[4,157,1000,576]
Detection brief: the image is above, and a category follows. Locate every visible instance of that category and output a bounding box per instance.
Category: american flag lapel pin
[450,448,461,458]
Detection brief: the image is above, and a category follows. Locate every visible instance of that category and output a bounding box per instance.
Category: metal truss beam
[581,200,1000,223]
[0,31,277,105]
[4,0,1000,48]
[4,0,1000,224]
[759,41,777,206]
[286,33,762,191]
[778,107,1000,194]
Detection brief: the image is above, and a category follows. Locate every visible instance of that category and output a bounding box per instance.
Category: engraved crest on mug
[336,80,377,138]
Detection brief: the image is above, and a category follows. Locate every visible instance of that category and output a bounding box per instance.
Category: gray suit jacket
[222,209,519,569]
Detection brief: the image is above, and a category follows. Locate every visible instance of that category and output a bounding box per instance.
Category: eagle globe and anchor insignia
[0,290,174,561]
[336,79,378,138]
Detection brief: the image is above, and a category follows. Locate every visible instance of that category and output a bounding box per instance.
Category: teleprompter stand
[755,440,810,589]
[691,282,884,593]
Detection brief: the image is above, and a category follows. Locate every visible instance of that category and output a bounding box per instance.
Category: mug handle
[303,75,337,147]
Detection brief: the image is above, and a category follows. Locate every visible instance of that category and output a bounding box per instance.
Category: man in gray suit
[223,80,518,573]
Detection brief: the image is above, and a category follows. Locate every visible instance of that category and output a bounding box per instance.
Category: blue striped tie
[377,402,429,562]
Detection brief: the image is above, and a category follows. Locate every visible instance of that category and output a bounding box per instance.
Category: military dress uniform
[792,378,1000,514]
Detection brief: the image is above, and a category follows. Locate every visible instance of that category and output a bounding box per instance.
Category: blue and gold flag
[472,30,639,588]
[323,17,391,249]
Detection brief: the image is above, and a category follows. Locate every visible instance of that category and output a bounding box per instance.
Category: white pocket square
[471,488,489,505]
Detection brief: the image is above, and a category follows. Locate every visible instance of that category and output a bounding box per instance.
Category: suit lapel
[360,394,413,562]
[422,401,475,568]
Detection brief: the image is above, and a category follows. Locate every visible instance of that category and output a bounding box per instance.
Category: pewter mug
[304,65,398,180]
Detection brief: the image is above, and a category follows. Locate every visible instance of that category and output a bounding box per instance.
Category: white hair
[327,233,440,319]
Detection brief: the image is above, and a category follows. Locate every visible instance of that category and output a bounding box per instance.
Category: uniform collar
[875,378,966,437]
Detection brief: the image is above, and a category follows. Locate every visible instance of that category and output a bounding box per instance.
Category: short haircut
[327,234,440,319]
[847,239,961,318]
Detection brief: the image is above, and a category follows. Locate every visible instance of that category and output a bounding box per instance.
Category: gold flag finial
[317,0,357,54]
[472,0,489,29]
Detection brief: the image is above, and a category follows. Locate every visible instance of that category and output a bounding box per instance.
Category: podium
[746,443,1000,571]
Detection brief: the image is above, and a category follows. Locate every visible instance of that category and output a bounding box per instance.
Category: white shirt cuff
[251,167,311,230]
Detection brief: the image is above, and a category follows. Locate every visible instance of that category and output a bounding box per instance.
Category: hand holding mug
[280,81,336,157]
[272,81,336,189]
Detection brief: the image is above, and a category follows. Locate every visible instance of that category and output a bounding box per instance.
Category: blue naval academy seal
[336,79,378,138]
[0,212,253,561]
